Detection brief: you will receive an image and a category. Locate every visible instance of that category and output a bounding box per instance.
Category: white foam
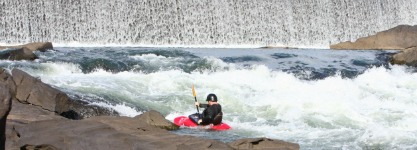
[19,59,417,149]
[90,102,142,117]
[52,42,267,49]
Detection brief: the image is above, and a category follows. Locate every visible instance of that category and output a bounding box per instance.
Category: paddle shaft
[194,97,199,113]
[192,85,200,114]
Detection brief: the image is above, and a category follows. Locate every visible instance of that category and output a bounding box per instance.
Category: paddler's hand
[195,102,200,107]
[197,119,202,124]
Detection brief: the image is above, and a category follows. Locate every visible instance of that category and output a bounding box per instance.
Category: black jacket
[199,103,222,125]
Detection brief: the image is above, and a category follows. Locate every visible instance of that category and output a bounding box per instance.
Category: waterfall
[1,0,416,48]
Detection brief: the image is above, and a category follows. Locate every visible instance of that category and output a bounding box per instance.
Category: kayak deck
[173,116,231,130]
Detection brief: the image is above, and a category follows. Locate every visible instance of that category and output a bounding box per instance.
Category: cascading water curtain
[1,0,416,48]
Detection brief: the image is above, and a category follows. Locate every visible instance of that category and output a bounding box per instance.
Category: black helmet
[206,93,217,102]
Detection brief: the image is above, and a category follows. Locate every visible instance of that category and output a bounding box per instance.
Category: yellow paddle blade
[192,85,197,97]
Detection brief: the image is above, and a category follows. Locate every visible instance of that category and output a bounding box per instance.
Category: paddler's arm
[195,102,208,108]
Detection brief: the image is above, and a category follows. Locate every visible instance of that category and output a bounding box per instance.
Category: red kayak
[173,116,231,130]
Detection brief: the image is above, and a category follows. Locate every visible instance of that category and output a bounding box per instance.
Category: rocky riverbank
[330,24,417,67]
[330,25,417,50]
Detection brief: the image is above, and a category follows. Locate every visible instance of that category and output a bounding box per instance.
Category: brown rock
[11,69,69,114]
[13,116,233,150]
[228,138,300,150]
[8,100,65,124]
[134,110,179,130]
[1,84,13,150]
[0,68,16,97]
[0,42,53,52]
[6,68,116,120]
[5,100,67,150]
[21,144,59,150]
[0,47,38,61]
[331,25,417,50]
[391,47,417,66]
[62,99,119,120]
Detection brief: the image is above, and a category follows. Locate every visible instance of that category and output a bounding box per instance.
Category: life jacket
[212,111,223,125]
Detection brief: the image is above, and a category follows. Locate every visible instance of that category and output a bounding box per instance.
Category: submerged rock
[0,42,53,52]
[0,47,38,61]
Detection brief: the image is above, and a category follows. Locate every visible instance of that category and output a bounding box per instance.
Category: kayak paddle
[192,85,199,113]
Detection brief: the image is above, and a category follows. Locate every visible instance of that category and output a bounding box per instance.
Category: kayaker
[194,93,223,125]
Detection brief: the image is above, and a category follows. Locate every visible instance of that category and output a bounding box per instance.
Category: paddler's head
[206,93,218,105]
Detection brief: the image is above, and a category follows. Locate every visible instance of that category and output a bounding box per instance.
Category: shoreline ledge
[0,42,53,52]
[330,25,417,50]
[0,42,53,61]
[1,68,300,150]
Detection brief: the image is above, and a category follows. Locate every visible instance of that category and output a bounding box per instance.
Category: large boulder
[13,116,233,150]
[331,25,417,50]
[8,68,117,120]
[61,99,119,120]
[5,99,66,149]
[0,47,38,60]
[0,69,16,97]
[0,42,53,52]
[11,69,70,114]
[390,47,417,66]
[228,138,300,150]
[134,110,179,130]
[0,84,13,150]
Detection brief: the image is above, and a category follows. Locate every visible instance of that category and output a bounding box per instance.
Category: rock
[7,100,65,124]
[0,68,16,97]
[15,119,144,149]
[5,100,67,150]
[5,100,298,150]
[1,84,13,150]
[0,47,38,61]
[0,42,53,52]
[8,68,117,120]
[62,99,119,120]
[13,117,233,150]
[228,138,300,150]
[390,47,417,66]
[134,110,179,130]
[330,25,417,50]
[260,45,293,49]
[21,144,59,150]
[11,69,70,114]
[5,124,20,149]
